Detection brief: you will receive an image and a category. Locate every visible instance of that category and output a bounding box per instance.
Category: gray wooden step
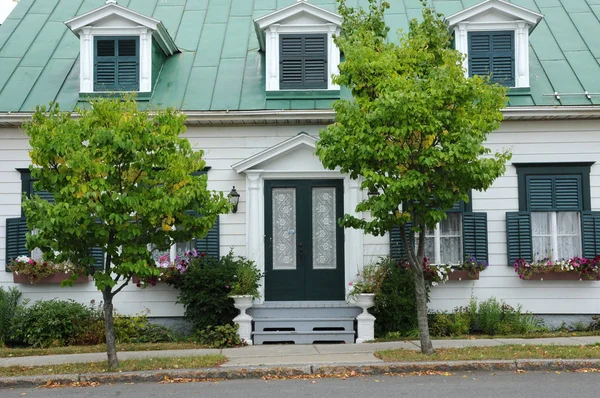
[254,317,355,332]
[248,301,361,319]
[253,330,355,345]
[248,301,361,344]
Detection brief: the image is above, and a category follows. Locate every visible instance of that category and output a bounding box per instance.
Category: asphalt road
[3,371,600,397]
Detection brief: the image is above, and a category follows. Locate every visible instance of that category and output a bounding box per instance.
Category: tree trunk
[102,289,119,370]
[413,265,434,355]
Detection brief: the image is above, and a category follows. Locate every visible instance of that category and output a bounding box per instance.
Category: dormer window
[65,1,178,95]
[445,0,543,89]
[94,37,139,92]
[468,31,514,87]
[254,1,341,95]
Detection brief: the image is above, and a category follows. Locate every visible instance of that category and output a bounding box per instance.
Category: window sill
[266,90,340,100]
[79,91,152,101]
[508,87,531,96]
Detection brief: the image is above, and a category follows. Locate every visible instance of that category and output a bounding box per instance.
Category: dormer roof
[65,1,178,56]
[445,0,543,31]
[254,0,341,50]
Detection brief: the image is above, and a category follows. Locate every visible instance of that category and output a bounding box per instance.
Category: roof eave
[4,107,600,127]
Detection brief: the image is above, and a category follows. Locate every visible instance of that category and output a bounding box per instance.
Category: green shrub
[0,287,22,346]
[114,314,175,343]
[476,297,503,335]
[429,307,473,337]
[475,297,545,335]
[195,324,242,348]
[10,299,95,347]
[372,257,421,337]
[590,316,600,331]
[176,252,241,331]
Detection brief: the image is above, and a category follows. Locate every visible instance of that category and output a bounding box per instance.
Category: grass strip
[0,354,227,378]
[373,330,600,342]
[0,342,210,358]
[376,343,600,362]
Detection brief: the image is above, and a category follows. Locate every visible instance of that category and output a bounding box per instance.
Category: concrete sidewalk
[2,335,600,368]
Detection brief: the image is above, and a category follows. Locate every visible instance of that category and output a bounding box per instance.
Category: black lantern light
[228,186,240,213]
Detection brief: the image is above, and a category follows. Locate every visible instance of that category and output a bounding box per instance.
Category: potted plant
[227,259,263,345]
[514,256,600,281]
[9,255,88,284]
[347,263,387,304]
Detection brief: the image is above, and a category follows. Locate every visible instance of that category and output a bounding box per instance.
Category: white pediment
[254,1,341,51]
[445,0,543,30]
[232,133,325,173]
[65,2,178,56]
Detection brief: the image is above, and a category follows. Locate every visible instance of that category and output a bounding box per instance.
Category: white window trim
[79,27,152,93]
[65,2,178,94]
[254,1,342,92]
[265,24,341,91]
[420,215,463,265]
[454,21,529,88]
[445,0,543,89]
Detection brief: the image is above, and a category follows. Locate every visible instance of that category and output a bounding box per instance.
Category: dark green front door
[265,180,345,301]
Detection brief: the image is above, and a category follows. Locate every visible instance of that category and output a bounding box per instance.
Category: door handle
[298,242,303,262]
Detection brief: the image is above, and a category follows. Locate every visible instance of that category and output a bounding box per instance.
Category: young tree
[316,0,511,354]
[23,98,229,369]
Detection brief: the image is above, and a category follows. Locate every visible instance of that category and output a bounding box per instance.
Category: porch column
[245,171,264,301]
[345,177,364,295]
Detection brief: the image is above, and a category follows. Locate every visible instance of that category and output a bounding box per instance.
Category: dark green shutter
[195,216,220,259]
[29,180,55,203]
[94,37,139,91]
[582,211,600,258]
[5,217,29,270]
[389,222,413,261]
[555,176,581,210]
[91,247,105,271]
[462,212,488,262]
[280,34,327,89]
[506,212,532,264]
[468,31,514,86]
[526,175,581,211]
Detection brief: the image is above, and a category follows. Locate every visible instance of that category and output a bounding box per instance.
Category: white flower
[431,282,438,287]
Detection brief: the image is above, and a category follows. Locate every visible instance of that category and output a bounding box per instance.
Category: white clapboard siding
[2,120,600,315]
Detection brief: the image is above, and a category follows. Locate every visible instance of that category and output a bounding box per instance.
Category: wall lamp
[228,186,240,213]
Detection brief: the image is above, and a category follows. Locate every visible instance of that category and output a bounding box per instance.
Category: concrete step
[253,330,356,345]
[254,317,355,332]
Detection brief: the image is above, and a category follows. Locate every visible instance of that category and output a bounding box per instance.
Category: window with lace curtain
[390,197,489,265]
[420,213,463,265]
[507,163,600,265]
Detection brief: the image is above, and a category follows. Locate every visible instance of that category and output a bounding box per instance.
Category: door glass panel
[312,187,337,270]
[272,188,297,270]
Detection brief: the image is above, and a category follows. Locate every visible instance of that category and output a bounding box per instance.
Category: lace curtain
[532,212,580,260]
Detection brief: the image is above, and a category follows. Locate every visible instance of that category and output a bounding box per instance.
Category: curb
[2,359,600,389]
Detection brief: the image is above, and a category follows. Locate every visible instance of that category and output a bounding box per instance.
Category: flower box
[522,271,599,281]
[514,256,600,281]
[447,270,479,281]
[13,272,89,284]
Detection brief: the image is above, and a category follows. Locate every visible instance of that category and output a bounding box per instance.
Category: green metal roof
[0,0,598,112]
